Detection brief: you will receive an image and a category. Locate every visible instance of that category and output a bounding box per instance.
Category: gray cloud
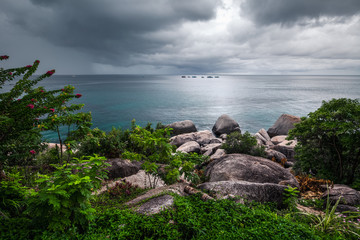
[241,0,360,26]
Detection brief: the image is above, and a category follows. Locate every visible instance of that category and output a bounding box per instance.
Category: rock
[322,184,360,206]
[265,149,287,163]
[335,204,359,213]
[220,134,227,140]
[134,195,175,215]
[265,140,274,147]
[267,114,301,137]
[210,149,226,160]
[170,130,216,147]
[255,133,267,145]
[123,170,165,189]
[258,128,271,142]
[272,139,297,161]
[212,114,241,136]
[176,141,201,153]
[106,158,142,180]
[205,154,299,188]
[271,135,288,145]
[200,143,222,155]
[166,120,197,136]
[198,181,288,205]
[209,138,223,144]
[125,183,188,215]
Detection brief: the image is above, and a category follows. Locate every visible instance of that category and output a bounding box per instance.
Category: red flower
[9,72,12,76]
[61,88,65,91]
[75,93,82,98]
[29,150,36,155]
[27,104,34,109]
[17,99,21,101]
[0,55,9,60]
[35,60,40,64]
[49,108,55,112]
[31,98,37,102]
[46,70,55,76]
[43,106,47,109]
[26,65,32,68]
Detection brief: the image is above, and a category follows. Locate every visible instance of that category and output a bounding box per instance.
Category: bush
[26,155,109,232]
[222,131,266,157]
[288,98,360,184]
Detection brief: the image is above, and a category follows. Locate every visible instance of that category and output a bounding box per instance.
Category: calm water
[3,75,360,141]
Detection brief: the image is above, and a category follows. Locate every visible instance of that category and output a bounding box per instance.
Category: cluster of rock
[103,113,360,215]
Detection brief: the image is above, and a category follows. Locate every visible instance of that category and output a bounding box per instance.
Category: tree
[288,98,360,184]
[0,55,91,167]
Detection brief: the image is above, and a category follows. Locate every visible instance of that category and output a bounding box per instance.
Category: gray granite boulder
[271,135,288,145]
[258,128,271,142]
[322,184,360,206]
[200,143,222,156]
[106,158,142,180]
[170,130,216,147]
[198,181,288,205]
[265,149,287,163]
[272,139,297,161]
[205,154,299,188]
[210,149,226,160]
[133,195,175,215]
[176,141,201,153]
[212,114,241,136]
[267,114,301,137]
[166,120,197,136]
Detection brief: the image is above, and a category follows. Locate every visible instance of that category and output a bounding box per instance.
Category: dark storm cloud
[241,0,360,25]
[2,0,219,66]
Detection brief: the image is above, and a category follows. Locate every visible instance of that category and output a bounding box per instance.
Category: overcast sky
[1,0,360,75]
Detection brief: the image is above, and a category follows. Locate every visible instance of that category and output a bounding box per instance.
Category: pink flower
[43,106,47,109]
[35,60,40,64]
[75,93,82,98]
[40,90,44,93]
[61,88,65,92]
[17,99,21,101]
[9,72,12,76]
[0,55,9,60]
[46,70,55,76]
[31,98,37,102]
[29,150,36,155]
[27,104,34,109]
[26,65,32,68]
[49,108,55,112]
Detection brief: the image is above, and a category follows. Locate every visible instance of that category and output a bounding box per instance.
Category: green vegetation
[222,131,266,157]
[288,98,360,184]
[1,57,359,239]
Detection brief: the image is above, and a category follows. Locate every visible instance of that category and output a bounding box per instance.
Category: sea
[2,75,360,142]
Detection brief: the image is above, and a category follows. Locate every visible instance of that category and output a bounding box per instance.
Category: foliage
[283,186,300,210]
[0,56,91,167]
[76,127,129,158]
[0,172,33,218]
[288,98,360,184]
[299,193,360,238]
[25,155,109,232]
[108,181,140,198]
[222,131,266,157]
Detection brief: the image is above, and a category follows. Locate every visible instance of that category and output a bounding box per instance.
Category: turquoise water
[3,75,360,142]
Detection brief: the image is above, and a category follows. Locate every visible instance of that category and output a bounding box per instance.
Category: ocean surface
[3,75,360,142]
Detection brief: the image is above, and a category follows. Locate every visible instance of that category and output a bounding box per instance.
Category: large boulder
[166,120,197,136]
[322,184,360,206]
[267,114,301,137]
[271,135,288,145]
[198,181,288,205]
[200,143,222,156]
[205,154,299,188]
[176,141,201,153]
[170,130,216,147]
[123,170,165,189]
[210,149,226,160]
[212,114,241,136]
[106,158,142,180]
[272,139,297,161]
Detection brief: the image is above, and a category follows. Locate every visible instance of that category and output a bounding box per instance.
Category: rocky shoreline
[102,113,360,216]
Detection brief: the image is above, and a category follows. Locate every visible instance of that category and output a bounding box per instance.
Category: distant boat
[192,76,197,78]
[201,76,204,78]
[181,76,186,78]
[207,76,213,78]
[187,76,191,78]
[215,76,219,78]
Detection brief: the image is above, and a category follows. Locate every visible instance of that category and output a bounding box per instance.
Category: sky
[1,0,360,75]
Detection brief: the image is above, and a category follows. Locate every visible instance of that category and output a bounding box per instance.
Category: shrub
[288,98,360,184]
[222,131,266,157]
[26,155,109,232]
